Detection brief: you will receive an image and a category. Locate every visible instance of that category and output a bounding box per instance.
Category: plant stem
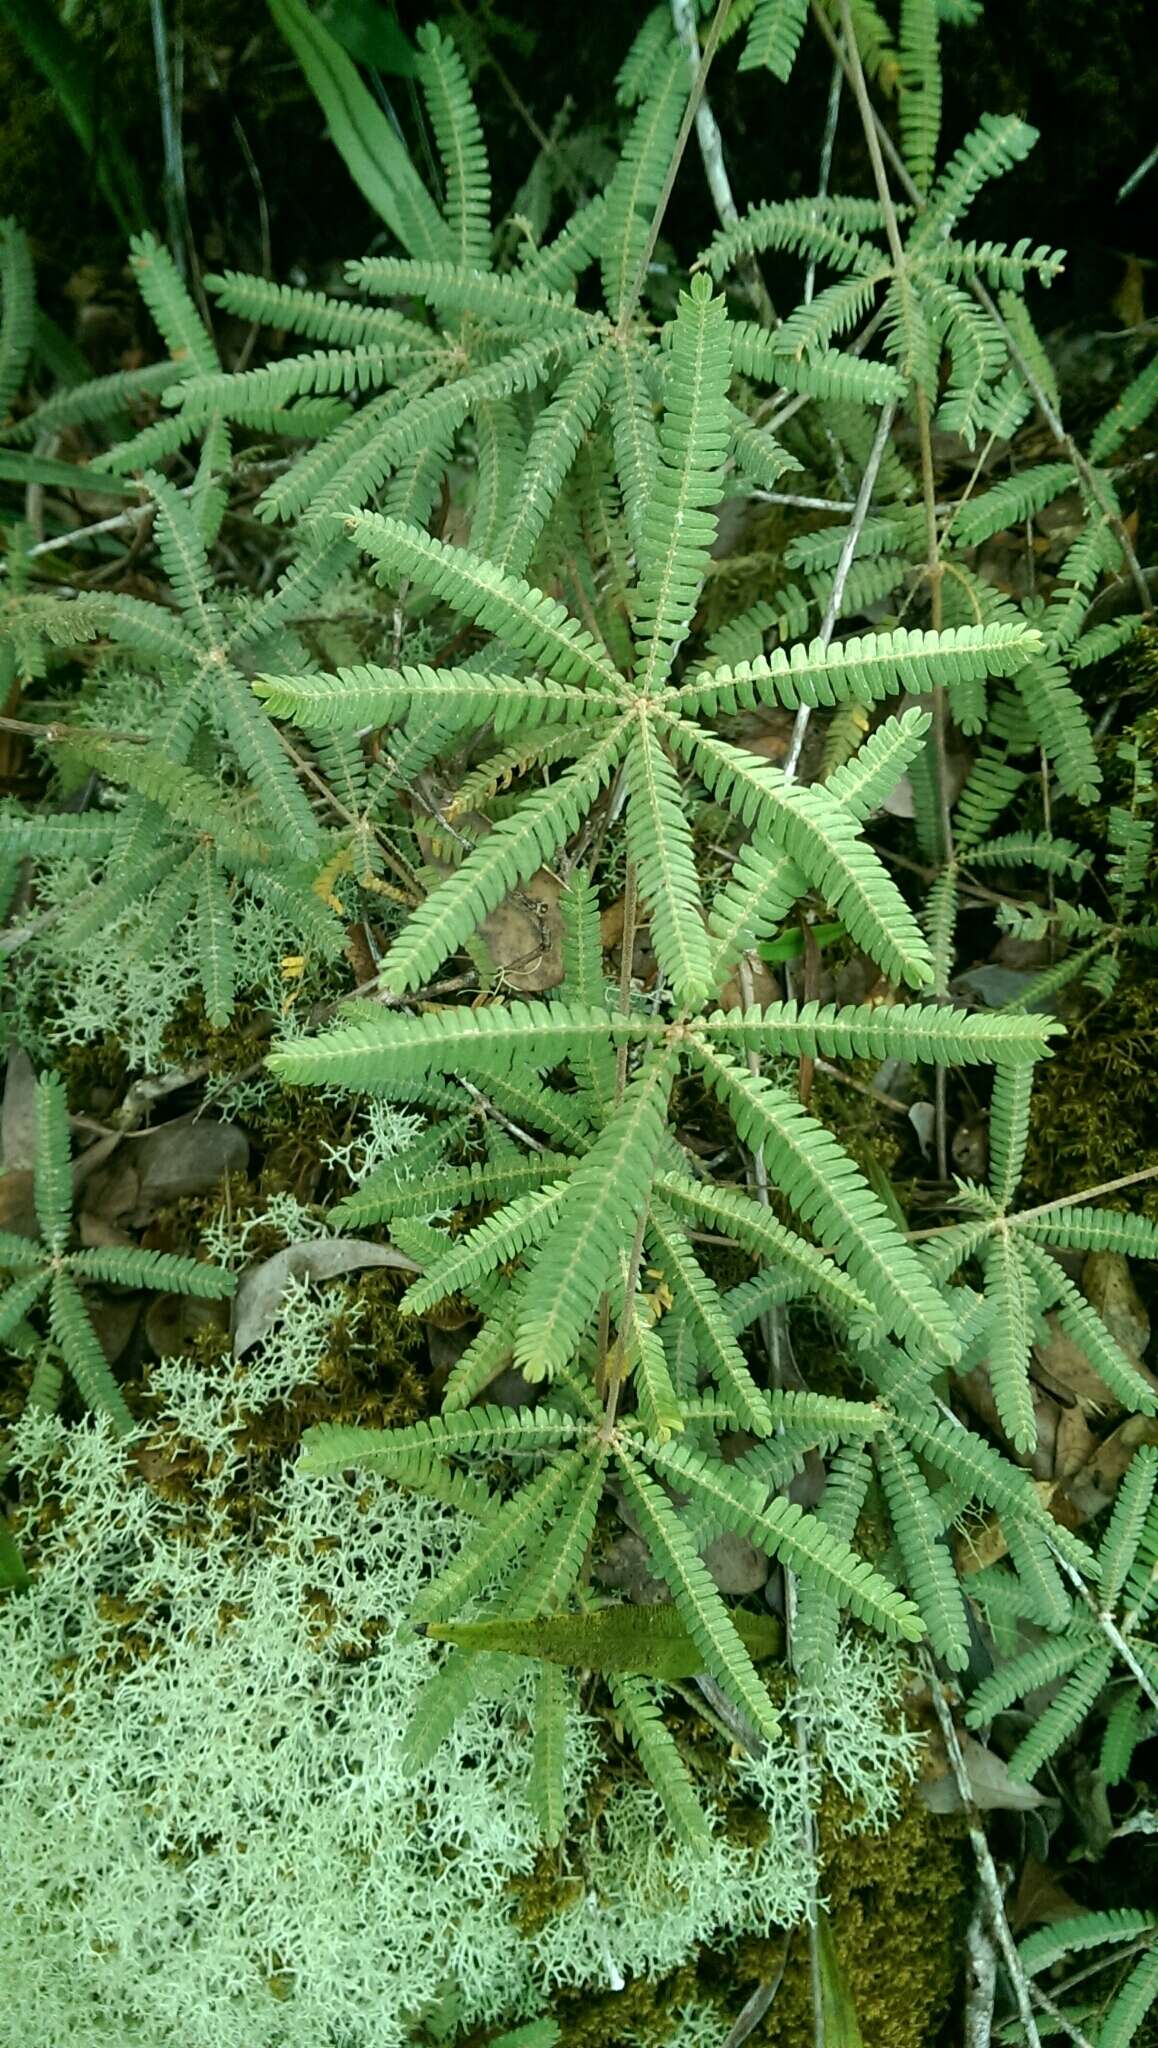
[908,1162,1158,1240]
[922,1652,1045,2048]
[783,395,897,780]
[670,0,777,325]
[618,0,734,332]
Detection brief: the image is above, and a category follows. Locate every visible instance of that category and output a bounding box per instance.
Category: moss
[731,1777,967,2046]
[810,1062,905,1188]
[243,1266,433,1460]
[507,1849,587,1937]
[55,1034,130,1115]
[511,1774,964,2044]
[1020,958,1158,1216]
[553,1962,706,2048]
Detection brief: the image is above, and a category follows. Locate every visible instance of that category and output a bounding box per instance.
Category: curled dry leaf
[233,1237,421,1356]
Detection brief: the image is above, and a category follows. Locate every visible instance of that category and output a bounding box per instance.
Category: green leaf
[647,1436,924,1643]
[269,997,631,1092]
[268,0,449,258]
[254,661,599,733]
[529,1660,568,1845]
[414,23,491,270]
[349,512,623,692]
[669,720,933,989]
[381,723,629,992]
[33,1073,73,1256]
[297,1404,581,1477]
[426,1601,783,1680]
[0,450,140,495]
[653,1170,873,1323]
[980,1232,1038,1454]
[697,998,1057,1070]
[632,275,732,694]
[817,1910,868,2046]
[48,1271,134,1437]
[411,1446,592,1625]
[874,1430,969,1668]
[609,1670,714,1851]
[1022,1241,1158,1417]
[739,0,810,80]
[0,1509,30,1591]
[691,1042,957,1364]
[675,622,1041,721]
[647,1206,776,1436]
[1006,1644,1115,1781]
[0,218,35,424]
[625,720,713,1007]
[516,1048,677,1377]
[1018,1908,1158,1979]
[1097,1944,1158,2048]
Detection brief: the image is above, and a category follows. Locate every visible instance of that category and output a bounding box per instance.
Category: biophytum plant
[261,263,1147,1843]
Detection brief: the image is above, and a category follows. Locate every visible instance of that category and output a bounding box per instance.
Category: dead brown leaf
[920,1730,1048,1813]
[233,1237,422,1356]
[1033,1310,1158,1417]
[1,1049,38,1172]
[475,869,564,992]
[1063,1413,1158,1523]
[1082,1251,1150,1362]
[1009,1857,1084,1934]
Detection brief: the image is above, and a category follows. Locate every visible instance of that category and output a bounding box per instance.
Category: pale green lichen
[1,1296,927,2045]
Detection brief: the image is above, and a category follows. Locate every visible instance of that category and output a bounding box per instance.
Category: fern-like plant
[920,1067,1158,1454]
[968,1445,1158,1785]
[0,1076,233,1435]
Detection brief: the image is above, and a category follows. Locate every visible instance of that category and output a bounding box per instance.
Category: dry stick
[669,0,777,326]
[21,493,158,560]
[963,1902,998,2048]
[617,0,734,333]
[273,725,422,899]
[750,490,858,511]
[921,1650,1045,2048]
[1049,1550,1158,1720]
[782,395,897,780]
[0,714,149,745]
[804,54,844,309]
[924,1382,1158,1729]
